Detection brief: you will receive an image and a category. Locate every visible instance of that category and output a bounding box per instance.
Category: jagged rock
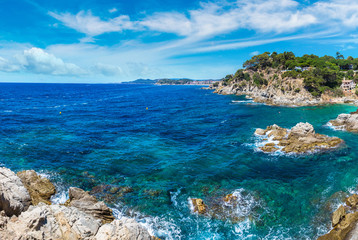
[289,122,315,137]
[0,167,31,216]
[260,143,279,152]
[346,194,358,208]
[256,123,343,154]
[332,205,346,227]
[17,170,56,205]
[319,211,358,240]
[329,113,358,132]
[66,187,115,224]
[0,203,101,240]
[0,210,8,229]
[95,217,153,240]
[191,198,207,214]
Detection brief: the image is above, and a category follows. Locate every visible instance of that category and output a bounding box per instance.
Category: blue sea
[1,83,358,239]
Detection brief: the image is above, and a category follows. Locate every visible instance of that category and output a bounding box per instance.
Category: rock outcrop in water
[255,122,343,154]
[329,112,358,132]
[0,167,157,240]
[318,194,358,240]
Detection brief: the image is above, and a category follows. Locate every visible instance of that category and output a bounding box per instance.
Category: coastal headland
[209,52,358,106]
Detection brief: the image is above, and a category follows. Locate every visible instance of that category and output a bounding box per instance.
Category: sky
[1,0,358,83]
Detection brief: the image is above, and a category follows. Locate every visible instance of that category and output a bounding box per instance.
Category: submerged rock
[255,122,343,154]
[329,113,358,132]
[17,170,56,205]
[0,167,31,216]
[65,187,115,224]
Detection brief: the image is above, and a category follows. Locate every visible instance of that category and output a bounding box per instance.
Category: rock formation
[318,194,358,240]
[212,68,320,106]
[255,122,343,154]
[329,113,358,132]
[0,167,157,240]
[17,170,56,205]
[0,203,101,239]
[65,187,115,224]
[0,167,31,216]
[95,217,153,240]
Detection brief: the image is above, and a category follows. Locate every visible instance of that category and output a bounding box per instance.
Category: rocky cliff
[210,68,356,106]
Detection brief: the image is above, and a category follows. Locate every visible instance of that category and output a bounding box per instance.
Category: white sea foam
[324,122,346,131]
[3,110,12,113]
[112,203,182,240]
[232,100,254,103]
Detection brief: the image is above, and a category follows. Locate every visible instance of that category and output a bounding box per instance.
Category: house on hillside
[341,78,356,92]
[294,66,312,71]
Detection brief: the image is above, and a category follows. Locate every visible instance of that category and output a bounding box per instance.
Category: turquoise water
[1,83,358,239]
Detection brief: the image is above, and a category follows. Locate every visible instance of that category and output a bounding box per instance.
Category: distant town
[121,78,220,85]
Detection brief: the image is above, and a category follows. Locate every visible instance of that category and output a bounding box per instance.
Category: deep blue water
[1,83,358,239]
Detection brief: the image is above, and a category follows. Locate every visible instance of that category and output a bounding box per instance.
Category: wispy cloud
[49,10,136,37]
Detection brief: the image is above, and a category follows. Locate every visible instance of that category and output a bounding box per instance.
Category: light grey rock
[330,113,358,132]
[95,217,152,240]
[0,167,31,216]
[289,122,315,137]
[0,203,101,240]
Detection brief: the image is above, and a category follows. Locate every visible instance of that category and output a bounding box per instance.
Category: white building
[341,78,356,92]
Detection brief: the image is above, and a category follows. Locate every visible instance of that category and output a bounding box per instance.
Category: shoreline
[0,167,159,240]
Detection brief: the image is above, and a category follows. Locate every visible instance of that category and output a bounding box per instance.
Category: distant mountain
[122,78,220,85]
[121,79,157,84]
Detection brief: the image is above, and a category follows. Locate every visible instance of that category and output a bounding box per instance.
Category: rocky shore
[0,167,157,240]
[319,194,358,239]
[255,122,343,154]
[329,111,358,132]
[209,68,358,106]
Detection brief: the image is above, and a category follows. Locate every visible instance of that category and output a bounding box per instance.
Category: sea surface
[1,83,358,239]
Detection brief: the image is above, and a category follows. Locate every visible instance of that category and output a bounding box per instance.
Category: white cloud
[236,0,317,33]
[141,12,192,36]
[49,10,136,37]
[310,1,358,28]
[250,51,260,56]
[0,57,21,72]
[0,47,86,76]
[109,8,118,13]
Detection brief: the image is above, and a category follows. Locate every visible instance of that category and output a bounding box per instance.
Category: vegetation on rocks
[221,51,358,97]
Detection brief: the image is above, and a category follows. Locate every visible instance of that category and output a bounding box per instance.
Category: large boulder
[65,187,115,224]
[289,122,315,137]
[17,170,56,205]
[329,113,358,132]
[95,217,153,240]
[0,203,101,240]
[0,167,31,216]
[256,123,343,154]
